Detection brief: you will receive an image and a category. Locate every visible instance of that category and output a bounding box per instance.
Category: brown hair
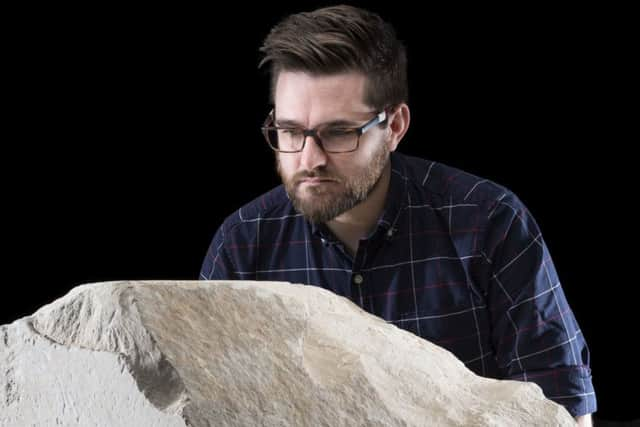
[259,5,408,111]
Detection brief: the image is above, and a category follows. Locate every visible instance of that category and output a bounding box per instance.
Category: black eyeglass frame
[261,109,389,153]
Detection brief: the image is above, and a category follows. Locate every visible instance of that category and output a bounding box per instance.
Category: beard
[277,143,390,224]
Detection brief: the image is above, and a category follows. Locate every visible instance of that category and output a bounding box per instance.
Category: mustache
[294,169,340,182]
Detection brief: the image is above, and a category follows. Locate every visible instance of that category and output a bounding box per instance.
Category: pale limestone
[1,280,575,426]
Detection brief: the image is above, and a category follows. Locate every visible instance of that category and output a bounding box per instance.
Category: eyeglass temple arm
[360,111,387,135]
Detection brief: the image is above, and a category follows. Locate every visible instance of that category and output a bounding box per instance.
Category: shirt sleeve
[199,224,236,280]
[481,192,597,417]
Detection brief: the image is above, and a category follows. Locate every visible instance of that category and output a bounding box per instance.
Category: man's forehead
[274,71,372,123]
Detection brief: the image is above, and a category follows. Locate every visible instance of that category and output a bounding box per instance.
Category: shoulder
[394,152,522,212]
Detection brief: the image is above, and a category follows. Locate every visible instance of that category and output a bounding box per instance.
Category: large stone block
[1,281,574,426]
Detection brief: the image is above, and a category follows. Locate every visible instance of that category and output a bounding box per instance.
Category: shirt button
[352,274,364,285]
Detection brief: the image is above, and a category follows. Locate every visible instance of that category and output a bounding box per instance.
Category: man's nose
[299,134,328,171]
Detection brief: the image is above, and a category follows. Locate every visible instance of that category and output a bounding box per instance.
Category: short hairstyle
[259,5,408,111]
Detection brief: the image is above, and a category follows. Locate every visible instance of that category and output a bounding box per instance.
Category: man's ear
[386,103,410,152]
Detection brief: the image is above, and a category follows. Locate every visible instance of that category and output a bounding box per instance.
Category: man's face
[274,71,390,223]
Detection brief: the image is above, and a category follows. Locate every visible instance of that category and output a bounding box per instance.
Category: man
[200,5,595,424]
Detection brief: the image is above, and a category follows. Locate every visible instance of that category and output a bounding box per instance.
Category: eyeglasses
[261,109,388,153]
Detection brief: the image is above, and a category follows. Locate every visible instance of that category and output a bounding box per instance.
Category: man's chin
[294,194,363,224]
[294,199,332,217]
[292,196,338,223]
[297,209,340,224]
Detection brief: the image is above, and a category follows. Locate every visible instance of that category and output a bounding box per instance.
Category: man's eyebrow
[275,118,362,128]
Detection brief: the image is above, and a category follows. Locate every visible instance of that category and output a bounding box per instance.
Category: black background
[4,2,636,423]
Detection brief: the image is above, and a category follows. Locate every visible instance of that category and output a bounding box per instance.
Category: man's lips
[298,177,337,185]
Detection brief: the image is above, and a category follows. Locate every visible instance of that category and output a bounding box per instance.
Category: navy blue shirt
[200,152,596,417]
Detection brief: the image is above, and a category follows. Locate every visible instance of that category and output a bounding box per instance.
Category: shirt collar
[376,151,408,236]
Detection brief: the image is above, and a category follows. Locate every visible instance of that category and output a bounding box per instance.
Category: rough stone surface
[1,281,575,426]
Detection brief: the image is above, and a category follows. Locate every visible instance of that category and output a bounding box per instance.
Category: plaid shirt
[200,151,596,417]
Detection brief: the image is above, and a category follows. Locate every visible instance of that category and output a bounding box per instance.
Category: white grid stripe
[508,282,561,311]
[407,203,479,210]
[491,274,515,304]
[496,233,543,276]
[468,281,487,375]
[304,222,310,284]
[256,213,261,280]
[464,179,488,200]
[449,195,453,232]
[401,305,487,321]
[234,267,352,275]
[488,193,507,219]
[205,226,226,279]
[496,199,544,247]
[547,392,596,400]
[464,351,494,365]
[240,213,303,223]
[507,309,526,379]
[365,255,481,272]
[509,335,578,365]
[234,255,482,276]
[407,191,421,336]
[422,161,435,185]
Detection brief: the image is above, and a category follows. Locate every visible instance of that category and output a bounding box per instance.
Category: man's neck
[326,162,391,256]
